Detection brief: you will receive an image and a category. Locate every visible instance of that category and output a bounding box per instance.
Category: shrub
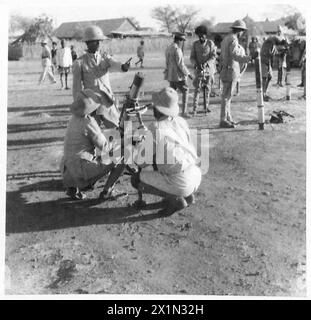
[8,44,23,61]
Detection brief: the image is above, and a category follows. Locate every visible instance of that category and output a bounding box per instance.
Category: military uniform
[38,44,57,84]
[219,33,249,123]
[164,39,190,115]
[260,37,278,99]
[274,28,288,86]
[72,51,123,128]
[190,39,217,112]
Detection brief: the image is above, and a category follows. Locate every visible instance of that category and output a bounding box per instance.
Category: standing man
[51,41,58,75]
[164,32,191,118]
[56,39,72,90]
[248,37,260,64]
[38,38,57,85]
[190,25,217,116]
[260,36,280,101]
[275,25,287,87]
[219,20,251,128]
[70,45,78,63]
[72,25,131,128]
[135,40,145,68]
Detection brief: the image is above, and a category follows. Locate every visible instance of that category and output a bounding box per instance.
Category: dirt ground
[5,53,306,296]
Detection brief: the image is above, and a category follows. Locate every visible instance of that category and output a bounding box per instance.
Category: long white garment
[56,47,73,67]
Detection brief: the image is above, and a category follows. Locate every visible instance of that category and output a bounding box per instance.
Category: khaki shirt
[72,51,122,102]
[190,39,217,75]
[147,116,198,175]
[164,42,189,82]
[63,115,108,163]
[219,33,249,82]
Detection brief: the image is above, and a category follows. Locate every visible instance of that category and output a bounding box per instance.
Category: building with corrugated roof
[54,18,138,40]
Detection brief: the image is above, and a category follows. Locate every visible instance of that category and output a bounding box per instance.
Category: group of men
[164,20,251,128]
[60,25,200,216]
[53,21,304,215]
[39,38,78,90]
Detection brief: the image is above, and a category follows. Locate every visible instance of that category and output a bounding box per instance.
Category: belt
[42,56,49,59]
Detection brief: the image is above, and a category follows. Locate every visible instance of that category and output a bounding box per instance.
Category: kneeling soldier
[131,87,202,216]
[60,89,125,200]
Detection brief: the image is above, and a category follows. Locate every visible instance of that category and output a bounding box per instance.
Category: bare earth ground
[6,52,306,296]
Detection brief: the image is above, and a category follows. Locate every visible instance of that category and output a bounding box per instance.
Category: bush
[8,44,23,61]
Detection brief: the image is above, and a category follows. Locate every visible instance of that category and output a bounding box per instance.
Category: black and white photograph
[1,0,309,298]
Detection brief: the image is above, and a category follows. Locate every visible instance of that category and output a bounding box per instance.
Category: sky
[5,0,310,30]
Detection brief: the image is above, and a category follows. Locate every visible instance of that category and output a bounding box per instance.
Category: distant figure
[219,20,251,128]
[299,46,306,99]
[38,38,57,85]
[297,40,306,88]
[71,45,78,62]
[164,32,191,118]
[135,40,145,68]
[274,25,288,87]
[56,39,72,90]
[248,36,261,64]
[260,36,281,101]
[51,41,58,74]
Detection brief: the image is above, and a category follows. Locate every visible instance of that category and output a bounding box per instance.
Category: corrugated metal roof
[54,18,138,38]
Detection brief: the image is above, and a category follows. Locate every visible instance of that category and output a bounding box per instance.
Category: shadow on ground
[6,178,169,234]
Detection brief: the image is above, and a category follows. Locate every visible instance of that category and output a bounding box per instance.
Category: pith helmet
[83,25,106,41]
[152,87,179,117]
[70,89,102,117]
[231,20,247,30]
[41,37,49,44]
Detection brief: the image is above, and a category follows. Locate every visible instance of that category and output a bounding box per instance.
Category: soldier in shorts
[260,36,280,101]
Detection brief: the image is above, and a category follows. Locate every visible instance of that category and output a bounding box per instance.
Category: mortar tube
[254,49,265,130]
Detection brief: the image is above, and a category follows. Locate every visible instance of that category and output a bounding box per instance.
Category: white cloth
[56,47,73,68]
[140,165,201,197]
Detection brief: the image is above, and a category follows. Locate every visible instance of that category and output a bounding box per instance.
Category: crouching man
[131,87,202,216]
[60,89,125,200]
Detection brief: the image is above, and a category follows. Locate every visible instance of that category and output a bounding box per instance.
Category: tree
[173,6,199,33]
[9,13,33,35]
[151,5,176,33]
[151,5,199,33]
[283,12,305,34]
[196,17,216,36]
[11,14,55,44]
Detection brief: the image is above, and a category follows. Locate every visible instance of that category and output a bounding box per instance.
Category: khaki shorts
[140,165,202,197]
[61,158,114,189]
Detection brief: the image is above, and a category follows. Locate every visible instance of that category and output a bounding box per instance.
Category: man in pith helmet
[72,25,131,129]
[219,19,251,128]
[131,87,201,216]
[61,88,125,200]
[38,38,57,85]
